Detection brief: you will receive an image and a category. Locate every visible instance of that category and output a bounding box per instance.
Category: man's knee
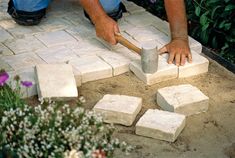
[7,0,49,26]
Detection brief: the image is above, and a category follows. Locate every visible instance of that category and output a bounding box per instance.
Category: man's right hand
[94,16,120,45]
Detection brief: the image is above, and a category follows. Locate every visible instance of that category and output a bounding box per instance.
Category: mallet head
[141,42,159,74]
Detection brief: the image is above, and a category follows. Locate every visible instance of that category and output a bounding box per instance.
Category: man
[8,0,192,66]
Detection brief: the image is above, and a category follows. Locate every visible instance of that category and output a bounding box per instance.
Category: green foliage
[130,0,235,64]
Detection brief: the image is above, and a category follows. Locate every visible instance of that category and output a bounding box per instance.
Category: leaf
[219,21,226,29]
[202,22,209,31]
[200,30,209,44]
[195,6,201,16]
[200,11,210,26]
[211,5,222,19]
[225,4,235,11]
[224,23,232,31]
[212,36,218,48]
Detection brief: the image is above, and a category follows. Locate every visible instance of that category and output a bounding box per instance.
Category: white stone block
[189,36,202,54]
[93,94,142,126]
[0,43,13,56]
[124,12,157,27]
[130,55,178,85]
[66,25,96,40]
[115,47,141,61]
[156,84,209,116]
[2,53,45,70]
[152,19,170,36]
[0,58,13,71]
[35,64,78,100]
[35,30,77,47]
[39,18,72,32]
[122,0,145,14]
[69,56,112,83]
[98,50,131,76]
[70,39,108,56]
[4,36,46,54]
[136,109,186,142]
[0,27,13,42]
[118,19,136,32]
[36,46,78,64]
[178,52,209,78]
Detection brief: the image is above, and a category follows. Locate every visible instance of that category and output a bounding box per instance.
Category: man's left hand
[159,38,192,66]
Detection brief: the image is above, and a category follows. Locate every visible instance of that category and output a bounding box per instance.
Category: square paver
[0,43,14,56]
[36,46,78,64]
[93,94,142,126]
[35,30,77,47]
[69,56,112,83]
[178,52,209,78]
[2,53,45,70]
[3,36,46,54]
[124,11,158,27]
[35,64,78,100]
[136,109,186,142]
[130,55,178,85]
[0,27,13,42]
[98,50,131,76]
[156,84,209,116]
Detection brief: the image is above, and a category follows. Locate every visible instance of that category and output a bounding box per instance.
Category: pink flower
[21,81,33,87]
[0,72,9,86]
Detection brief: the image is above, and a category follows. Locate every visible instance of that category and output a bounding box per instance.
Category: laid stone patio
[0,0,207,98]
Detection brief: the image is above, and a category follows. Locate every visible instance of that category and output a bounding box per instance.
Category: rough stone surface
[3,36,46,54]
[130,55,178,85]
[98,51,131,76]
[35,64,78,100]
[93,94,142,126]
[178,52,209,78]
[0,43,14,56]
[0,27,13,42]
[136,109,186,142]
[69,56,112,83]
[36,46,78,64]
[0,58,13,71]
[2,53,45,70]
[35,30,77,47]
[156,84,209,116]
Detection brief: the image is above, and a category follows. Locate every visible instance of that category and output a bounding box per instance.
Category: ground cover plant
[0,70,133,158]
[130,0,235,64]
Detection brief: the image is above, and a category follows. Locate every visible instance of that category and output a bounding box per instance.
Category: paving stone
[124,11,158,27]
[36,46,78,64]
[156,84,209,116]
[96,32,139,51]
[0,43,14,56]
[72,67,82,87]
[130,55,178,85]
[69,56,112,83]
[93,94,142,126]
[122,0,145,14]
[65,25,96,40]
[35,30,77,47]
[35,64,78,100]
[152,18,170,36]
[98,50,131,76]
[118,19,136,32]
[0,58,13,71]
[114,47,141,61]
[70,39,108,57]
[0,27,14,42]
[0,19,16,30]
[136,109,186,142]
[189,36,202,53]
[2,53,45,70]
[178,51,209,78]
[39,18,72,32]
[3,36,46,54]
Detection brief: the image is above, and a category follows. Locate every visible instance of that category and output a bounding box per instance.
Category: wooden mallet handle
[115,33,141,55]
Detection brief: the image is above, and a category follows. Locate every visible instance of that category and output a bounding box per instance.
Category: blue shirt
[99,0,121,13]
[13,0,51,12]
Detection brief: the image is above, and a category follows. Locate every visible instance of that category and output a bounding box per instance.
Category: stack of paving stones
[93,84,209,142]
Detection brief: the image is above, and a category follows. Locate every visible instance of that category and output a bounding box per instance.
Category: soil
[27,58,235,158]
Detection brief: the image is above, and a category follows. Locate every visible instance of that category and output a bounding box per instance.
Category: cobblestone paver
[0,0,207,97]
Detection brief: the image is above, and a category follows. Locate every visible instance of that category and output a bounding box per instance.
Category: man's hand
[94,16,119,45]
[159,38,192,66]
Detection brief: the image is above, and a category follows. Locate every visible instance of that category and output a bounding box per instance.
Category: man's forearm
[164,0,188,40]
[79,0,107,24]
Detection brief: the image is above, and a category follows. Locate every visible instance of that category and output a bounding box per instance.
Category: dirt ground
[27,58,235,158]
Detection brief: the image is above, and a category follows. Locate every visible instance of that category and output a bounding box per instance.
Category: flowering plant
[0,102,133,158]
[0,70,133,158]
[0,69,33,110]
